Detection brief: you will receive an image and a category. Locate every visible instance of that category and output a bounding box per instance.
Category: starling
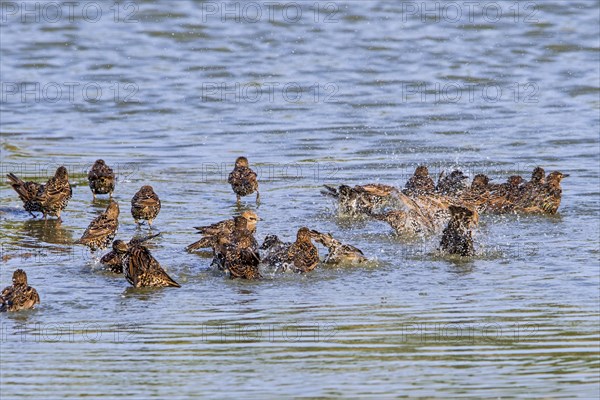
[284,227,320,273]
[518,167,546,196]
[88,159,115,199]
[259,234,292,271]
[436,169,469,196]
[310,230,367,264]
[0,269,40,312]
[7,166,72,219]
[404,165,435,195]
[218,216,261,279]
[369,193,452,236]
[459,174,492,212]
[123,242,180,288]
[100,234,160,273]
[186,211,259,252]
[516,171,568,214]
[131,185,161,226]
[76,200,120,251]
[440,205,479,257]
[228,156,259,204]
[487,175,525,213]
[322,183,401,214]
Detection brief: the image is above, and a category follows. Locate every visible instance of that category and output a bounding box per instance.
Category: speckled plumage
[88,159,115,199]
[310,230,366,264]
[0,270,40,312]
[436,169,469,197]
[228,157,259,203]
[322,183,401,214]
[404,166,435,196]
[440,205,479,257]
[76,200,120,251]
[101,234,160,273]
[516,171,567,214]
[131,185,161,226]
[218,217,261,279]
[459,174,492,212]
[186,211,258,252]
[370,193,452,236]
[285,227,320,273]
[486,175,525,213]
[7,166,72,219]
[123,243,180,288]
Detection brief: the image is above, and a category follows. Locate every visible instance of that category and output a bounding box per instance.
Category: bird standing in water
[88,159,115,199]
[517,171,568,214]
[131,185,161,227]
[218,216,261,280]
[7,166,72,220]
[228,157,260,204]
[285,227,320,273]
[0,269,40,312]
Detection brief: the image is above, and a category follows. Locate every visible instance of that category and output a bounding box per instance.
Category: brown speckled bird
[487,175,525,213]
[310,230,367,265]
[131,185,161,226]
[76,200,120,252]
[370,193,452,236]
[218,216,261,279]
[88,159,115,199]
[0,269,40,312]
[440,205,479,257]
[285,227,320,273]
[404,165,435,196]
[186,211,259,252]
[123,242,180,288]
[436,169,469,196]
[259,234,291,263]
[228,157,259,204]
[100,234,160,273]
[518,167,546,197]
[7,166,72,219]
[516,171,568,214]
[460,174,492,212]
[322,183,401,214]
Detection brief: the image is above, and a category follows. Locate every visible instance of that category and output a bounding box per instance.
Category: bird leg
[256,191,260,205]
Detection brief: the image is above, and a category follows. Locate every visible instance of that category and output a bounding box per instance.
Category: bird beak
[563,174,570,178]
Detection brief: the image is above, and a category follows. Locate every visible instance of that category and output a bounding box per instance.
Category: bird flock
[1,157,567,312]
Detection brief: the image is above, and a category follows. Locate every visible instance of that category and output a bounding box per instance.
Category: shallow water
[1,1,599,398]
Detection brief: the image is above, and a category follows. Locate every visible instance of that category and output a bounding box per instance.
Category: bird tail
[163,273,181,288]
[321,184,339,198]
[6,173,32,201]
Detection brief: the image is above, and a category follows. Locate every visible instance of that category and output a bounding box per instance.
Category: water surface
[1,1,599,398]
